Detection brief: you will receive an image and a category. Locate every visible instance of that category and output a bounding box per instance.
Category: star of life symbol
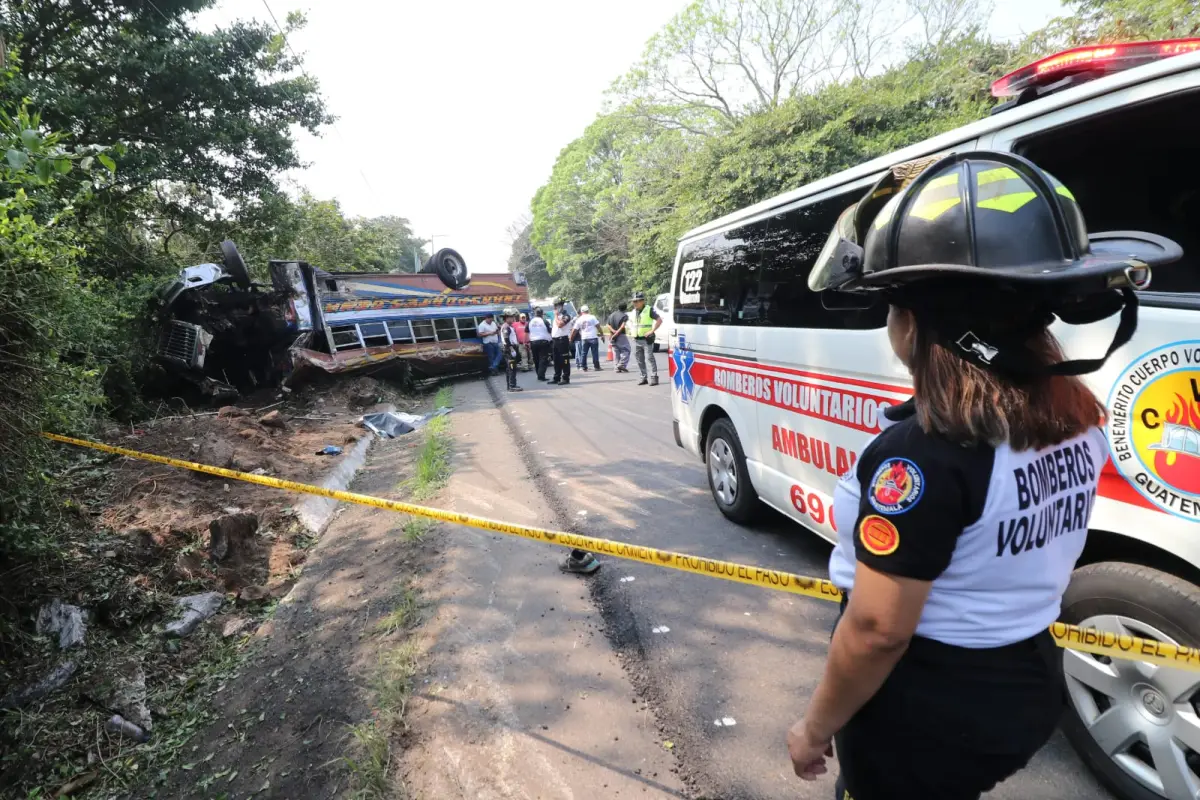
[672,334,696,404]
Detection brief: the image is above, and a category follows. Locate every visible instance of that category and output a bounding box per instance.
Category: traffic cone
[606,338,614,361]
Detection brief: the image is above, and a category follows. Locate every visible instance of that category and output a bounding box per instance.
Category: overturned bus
[153,242,530,399]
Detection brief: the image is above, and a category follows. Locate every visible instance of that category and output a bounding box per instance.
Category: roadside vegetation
[407,386,455,501]
[0,1,428,560]
[514,0,1197,307]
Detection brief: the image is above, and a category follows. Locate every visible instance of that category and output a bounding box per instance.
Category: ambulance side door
[750,186,912,542]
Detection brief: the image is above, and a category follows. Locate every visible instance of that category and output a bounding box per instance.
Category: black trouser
[505,351,520,389]
[831,601,1064,800]
[551,337,571,383]
[531,339,551,380]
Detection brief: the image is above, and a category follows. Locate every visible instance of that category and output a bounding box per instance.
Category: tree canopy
[521,0,1184,311]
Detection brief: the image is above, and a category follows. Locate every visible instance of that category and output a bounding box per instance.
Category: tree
[1,0,332,277]
[611,0,911,132]
[507,217,552,296]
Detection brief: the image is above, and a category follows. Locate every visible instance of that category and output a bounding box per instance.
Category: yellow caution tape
[43,432,1200,673]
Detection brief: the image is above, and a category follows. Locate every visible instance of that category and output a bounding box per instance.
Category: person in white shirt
[476,313,501,375]
[550,300,572,385]
[526,308,552,381]
[572,305,602,372]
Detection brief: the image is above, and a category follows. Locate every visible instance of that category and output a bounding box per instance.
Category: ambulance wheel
[706,418,759,523]
[1058,562,1200,800]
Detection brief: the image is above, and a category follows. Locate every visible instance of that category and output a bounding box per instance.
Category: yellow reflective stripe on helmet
[907,172,962,221]
[909,197,962,221]
[923,172,959,191]
[1055,185,1076,201]
[873,194,902,230]
[977,166,1021,186]
[978,191,1037,213]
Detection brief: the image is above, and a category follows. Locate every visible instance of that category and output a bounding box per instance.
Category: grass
[345,613,422,799]
[373,586,420,636]
[401,516,435,543]
[406,385,454,501]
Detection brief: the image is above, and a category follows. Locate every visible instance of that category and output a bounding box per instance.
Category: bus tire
[1057,561,1200,800]
[705,418,760,523]
[423,248,470,290]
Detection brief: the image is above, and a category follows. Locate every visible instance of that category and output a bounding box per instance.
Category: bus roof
[679,48,1200,244]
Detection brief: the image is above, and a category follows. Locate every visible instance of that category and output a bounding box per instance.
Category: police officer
[785,151,1181,799]
[628,291,661,386]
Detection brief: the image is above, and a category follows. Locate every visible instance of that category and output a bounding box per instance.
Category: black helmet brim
[850,229,1178,290]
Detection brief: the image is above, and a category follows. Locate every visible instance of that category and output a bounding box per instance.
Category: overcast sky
[197,0,1063,271]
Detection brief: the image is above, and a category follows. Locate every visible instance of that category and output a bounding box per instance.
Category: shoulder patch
[859,515,900,556]
[868,457,924,515]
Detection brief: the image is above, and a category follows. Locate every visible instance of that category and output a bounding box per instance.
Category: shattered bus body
[272,260,530,380]
[153,242,529,399]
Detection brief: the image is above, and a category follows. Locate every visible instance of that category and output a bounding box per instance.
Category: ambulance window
[1017,90,1200,299]
[675,224,761,326]
[759,192,887,330]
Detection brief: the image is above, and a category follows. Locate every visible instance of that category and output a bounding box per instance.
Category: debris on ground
[258,409,287,429]
[164,592,225,638]
[361,405,452,438]
[36,599,87,650]
[0,660,77,709]
[87,657,153,731]
[208,512,258,562]
[315,445,343,456]
[105,714,150,743]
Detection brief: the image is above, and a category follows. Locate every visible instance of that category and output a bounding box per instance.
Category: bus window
[412,320,436,342]
[359,322,390,347]
[456,316,478,339]
[434,318,459,342]
[387,320,414,343]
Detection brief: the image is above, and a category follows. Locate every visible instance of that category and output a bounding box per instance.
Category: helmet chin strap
[932,288,1138,380]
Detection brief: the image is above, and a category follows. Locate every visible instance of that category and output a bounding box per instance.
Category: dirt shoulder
[146,394,438,799]
[400,378,685,799]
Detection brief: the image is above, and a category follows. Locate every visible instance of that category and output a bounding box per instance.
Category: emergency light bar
[991,38,1200,98]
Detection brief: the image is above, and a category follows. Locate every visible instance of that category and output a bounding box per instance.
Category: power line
[259,0,379,202]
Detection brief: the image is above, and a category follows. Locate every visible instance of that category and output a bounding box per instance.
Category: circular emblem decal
[859,515,899,556]
[1107,340,1200,520]
[868,458,924,515]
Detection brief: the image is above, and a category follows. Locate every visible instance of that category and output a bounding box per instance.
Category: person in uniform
[550,300,573,385]
[499,308,523,393]
[785,151,1181,800]
[629,291,661,386]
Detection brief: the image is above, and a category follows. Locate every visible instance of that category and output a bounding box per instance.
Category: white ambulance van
[668,41,1200,800]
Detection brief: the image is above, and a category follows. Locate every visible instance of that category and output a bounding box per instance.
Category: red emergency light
[991,38,1200,98]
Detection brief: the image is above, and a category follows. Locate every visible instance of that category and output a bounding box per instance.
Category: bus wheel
[706,418,760,523]
[1058,562,1200,800]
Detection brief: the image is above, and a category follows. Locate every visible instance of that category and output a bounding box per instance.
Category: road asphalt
[488,355,1115,800]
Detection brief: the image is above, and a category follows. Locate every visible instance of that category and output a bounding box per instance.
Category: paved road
[494,358,1114,800]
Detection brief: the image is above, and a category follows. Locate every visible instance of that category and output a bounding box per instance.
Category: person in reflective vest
[786,151,1179,800]
[629,292,661,386]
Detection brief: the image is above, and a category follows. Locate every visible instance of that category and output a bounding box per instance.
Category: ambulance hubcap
[1064,614,1200,799]
[709,439,738,505]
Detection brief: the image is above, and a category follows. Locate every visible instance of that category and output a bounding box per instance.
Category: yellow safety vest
[629,305,655,338]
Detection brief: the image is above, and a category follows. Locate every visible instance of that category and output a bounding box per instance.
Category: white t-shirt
[828,399,1105,649]
[551,312,572,338]
[477,319,499,344]
[527,317,551,342]
[573,313,600,340]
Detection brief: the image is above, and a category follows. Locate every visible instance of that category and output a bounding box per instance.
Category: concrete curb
[294,403,394,535]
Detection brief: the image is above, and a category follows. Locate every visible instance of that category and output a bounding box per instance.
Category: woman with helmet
[784,151,1182,799]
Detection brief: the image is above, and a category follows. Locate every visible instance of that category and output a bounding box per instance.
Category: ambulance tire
[705,418,760,524]
[1057,561,1200,800]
